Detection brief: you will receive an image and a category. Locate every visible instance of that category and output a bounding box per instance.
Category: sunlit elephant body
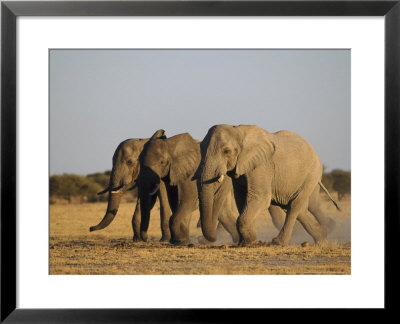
[139,132,239,245]
[89,130,172,242]
[198,124,339,246]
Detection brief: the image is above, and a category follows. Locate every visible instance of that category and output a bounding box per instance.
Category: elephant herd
[90,124,339,246]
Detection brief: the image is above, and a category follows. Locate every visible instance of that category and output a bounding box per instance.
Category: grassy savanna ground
[50,194,350,275]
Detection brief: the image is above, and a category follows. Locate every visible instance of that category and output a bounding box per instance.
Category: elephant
[198,124,339,246]
[138,131,240,245]
[89,130,173,242]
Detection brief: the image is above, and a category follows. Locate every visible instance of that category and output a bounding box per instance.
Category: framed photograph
[1,0,398,321]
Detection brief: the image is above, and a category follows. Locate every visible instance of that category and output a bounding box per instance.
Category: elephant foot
[268,237,287,246]
[238,239,257,247]
[197,236,214,245]
[231,236,240,244]
[140,231,148,242]
[311,229,328,245]
[239,241,268,248]
[315,238,329,247]
[159,235,171,243]
[132,235,143,243]
[169,237,190,246]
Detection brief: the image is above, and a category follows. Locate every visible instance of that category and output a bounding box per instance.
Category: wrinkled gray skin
[198,124,339,246]
[139,131,239,245]
[89,130,172,242]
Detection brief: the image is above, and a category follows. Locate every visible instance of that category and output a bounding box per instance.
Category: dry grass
[50,195,351,275]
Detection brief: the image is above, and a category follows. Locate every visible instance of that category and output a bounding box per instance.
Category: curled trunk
[89,191,122,232]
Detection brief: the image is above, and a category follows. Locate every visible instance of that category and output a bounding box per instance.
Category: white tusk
[111,189,122,194]
[149,183,160,196]
[217,174,225,183]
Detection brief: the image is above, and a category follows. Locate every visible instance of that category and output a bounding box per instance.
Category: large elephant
[138,131,239,245]
[198,124,339,246]
[89,130,172,242]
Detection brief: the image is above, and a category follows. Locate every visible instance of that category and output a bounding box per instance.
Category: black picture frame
[1,0,398,322]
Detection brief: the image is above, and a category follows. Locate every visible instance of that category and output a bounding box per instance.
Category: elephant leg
[140,194,157,242]
[216,221,224,231]
[217,195,240,243]
[218,214,239,243]
[209,179,239,243]
[232,176,247,213]
[169,206,194,245]
[308,186,336,232]
[237,199,266,245]
[132,200,142,242]
[271,191,312,246]
[272,175,323,246]
[237,171,271,245]
[158,182,172,242]
[169,182,197,245]
[269,205,306,235]
[271,206,303,246]
[269,205,286,230]
[170,208,195,245]
[296,211,327,244]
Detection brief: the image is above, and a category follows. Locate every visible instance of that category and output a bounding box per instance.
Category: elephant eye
[223,148,231,155]
[127,160,133,166]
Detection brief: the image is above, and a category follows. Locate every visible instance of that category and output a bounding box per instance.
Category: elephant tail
[318,181,341,211]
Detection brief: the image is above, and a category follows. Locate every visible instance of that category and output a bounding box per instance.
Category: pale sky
[50,49,350,175]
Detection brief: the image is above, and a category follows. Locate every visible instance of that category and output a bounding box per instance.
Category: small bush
[87,171,111,189]
[49,170,137,204]
[50,173,102,203]
[322,168,351,200]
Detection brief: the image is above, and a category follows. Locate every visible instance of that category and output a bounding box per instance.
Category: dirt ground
[49,194,351,275]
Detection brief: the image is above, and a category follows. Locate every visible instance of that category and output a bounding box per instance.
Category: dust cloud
[199,194,351,246]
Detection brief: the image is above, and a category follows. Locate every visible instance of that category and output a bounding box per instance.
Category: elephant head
[198,124,275,241]
[89,129,166,232]
[139,132,200,241]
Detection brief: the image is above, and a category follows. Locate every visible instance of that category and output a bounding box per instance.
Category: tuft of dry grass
[50,195,351,275]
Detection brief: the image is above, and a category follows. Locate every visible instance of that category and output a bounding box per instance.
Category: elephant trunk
[199,163,221,242]
[90,167,126,232]
[89,191,122,232]
[199,184,218,242]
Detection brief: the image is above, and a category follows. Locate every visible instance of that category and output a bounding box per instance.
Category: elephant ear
[168,133,201,186]
[235,125,275,177]
[150,129,167,140]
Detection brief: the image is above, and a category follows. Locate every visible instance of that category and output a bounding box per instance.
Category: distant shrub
[50,174,102,203]
[49,170,137,204]
[322,168,351,200]
[87,171,111,189]
[321,173,334,192]
[331,169,351,200]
